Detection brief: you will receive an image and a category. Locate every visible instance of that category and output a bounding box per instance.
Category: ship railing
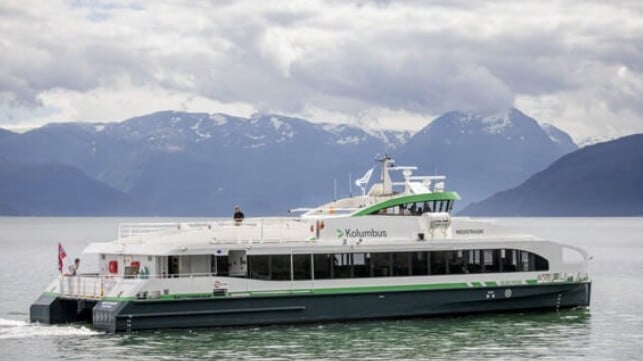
[57,273,105,300]
[208,218,311,244]
[119,222,211,239]
[54,273,233,300]
[119,218,313,243]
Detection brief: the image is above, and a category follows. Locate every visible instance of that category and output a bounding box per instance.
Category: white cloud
[0,0,642,140]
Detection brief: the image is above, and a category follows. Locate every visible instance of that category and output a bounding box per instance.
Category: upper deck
[84,214,542,257]
[297,156,461,218]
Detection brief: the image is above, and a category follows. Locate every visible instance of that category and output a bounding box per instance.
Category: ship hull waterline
[32,282,590,333]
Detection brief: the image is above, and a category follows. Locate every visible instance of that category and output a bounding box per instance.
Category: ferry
[30,156,591,333]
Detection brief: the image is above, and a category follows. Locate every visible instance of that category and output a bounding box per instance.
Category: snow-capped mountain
[0,108,579,215]
[0,111,406,215]
[397,108,577,205]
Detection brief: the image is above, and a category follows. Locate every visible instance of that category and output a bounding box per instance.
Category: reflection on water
[51,310,589,360]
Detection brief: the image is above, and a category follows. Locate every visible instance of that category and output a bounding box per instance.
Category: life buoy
[108,260,118,274]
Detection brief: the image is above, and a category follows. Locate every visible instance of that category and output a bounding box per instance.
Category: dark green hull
[83,282,590,333]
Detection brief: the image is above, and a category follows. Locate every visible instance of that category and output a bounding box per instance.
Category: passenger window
[292,254,311,280]
[392,252,411,276]
[353,253,370,278]
[314,254,332,279]
[371,253,391,277]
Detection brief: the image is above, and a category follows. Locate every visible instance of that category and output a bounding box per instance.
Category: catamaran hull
[30,294,97,324]
[89,282,590,333]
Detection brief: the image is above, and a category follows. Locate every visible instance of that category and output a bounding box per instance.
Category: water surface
[0,217,641,360]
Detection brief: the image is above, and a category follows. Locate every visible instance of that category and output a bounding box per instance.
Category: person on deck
[68,258,80,276]
[233,206,245,224]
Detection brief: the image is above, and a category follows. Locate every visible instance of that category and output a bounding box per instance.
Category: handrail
[118,218,313,244]
[65,272,235,280]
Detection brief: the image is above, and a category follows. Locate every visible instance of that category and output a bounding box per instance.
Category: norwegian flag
[58,243,67,273]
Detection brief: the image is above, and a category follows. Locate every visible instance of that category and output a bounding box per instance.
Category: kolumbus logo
[336,228,387,239]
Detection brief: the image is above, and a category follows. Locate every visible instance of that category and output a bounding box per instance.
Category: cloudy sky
[1,0,642,141]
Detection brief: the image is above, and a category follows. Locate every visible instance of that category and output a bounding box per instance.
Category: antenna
[333,177,337,201]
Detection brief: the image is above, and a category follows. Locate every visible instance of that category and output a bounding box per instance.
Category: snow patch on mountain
[578,135,617,148]
[481,111,512,135]
[336,136,362,145]
[189,118,211,140]
[369,129,412,150]
[170,116,182,125]
[271,117,284,131]
[540,123,578,153]
[194,129,211,139]
[540,123,562,143]
[209,114,228,126]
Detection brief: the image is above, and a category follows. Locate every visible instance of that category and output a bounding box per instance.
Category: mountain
[0,108,579,216]
[541,123,577,154]
[0,128,16,139]
[0,112,406,215]
[372,129,413,150]
[460,134,643,216]
[0,157,135,216]
[395,108,578,205]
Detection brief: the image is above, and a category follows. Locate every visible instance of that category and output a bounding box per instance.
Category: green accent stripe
[42,279,588,302]
[352,192,461,216]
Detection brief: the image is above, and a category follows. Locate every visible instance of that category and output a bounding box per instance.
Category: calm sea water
[0,217,641,360]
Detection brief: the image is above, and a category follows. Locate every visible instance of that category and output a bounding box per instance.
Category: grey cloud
[1,0,643,136]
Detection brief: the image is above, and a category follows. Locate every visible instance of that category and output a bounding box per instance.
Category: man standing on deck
[233,205,245,224]
[68,258,80,276]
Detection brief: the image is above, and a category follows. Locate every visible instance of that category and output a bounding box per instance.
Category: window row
[245,249,549,281]
[369,200,455,215]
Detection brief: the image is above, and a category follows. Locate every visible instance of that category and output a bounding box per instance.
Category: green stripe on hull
[44,280,589,302]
